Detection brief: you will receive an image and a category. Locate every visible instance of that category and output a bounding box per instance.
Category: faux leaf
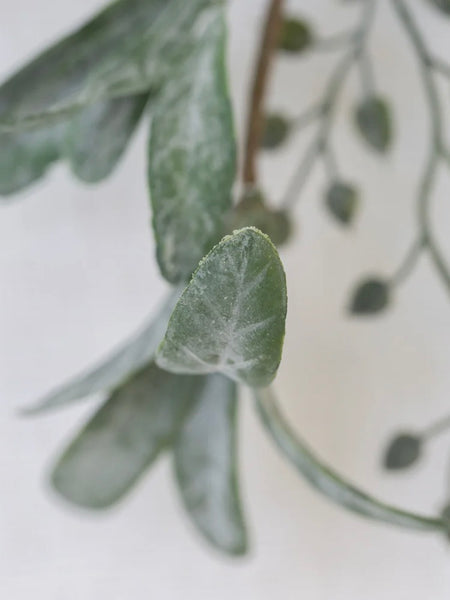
[428,0,450,15]
[51,363,204,509]
[349,278,390,315]
[325,181,358,225]
[383,433,422,470]
[148,8,236,283]
[22,288,182,416]
[255,387,445,531]
[173,374,247,555]
[355,97,392,153]
[64,94,150,183]
[0,124,65,197]
[278,18,313,54]
[261,114,290,149]
[156,227,287,388]
[0,0,214,131]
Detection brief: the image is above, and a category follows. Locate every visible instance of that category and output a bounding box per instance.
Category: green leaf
[0,124,65,197]
[349,277,390,315]
[278,18,313,54]
[51,363,204,509]
[174,374,247,555]
[64,94,150,183]
[255,387,445,531]
[0,0,215,131]
[427,0,450,15]
[156,227,287,388]
[355,96,392,153]
[383,433,422,470]
[261,114,290,149]
[22,288,182,416]
[148,8,235,283]
[325,181,358,226]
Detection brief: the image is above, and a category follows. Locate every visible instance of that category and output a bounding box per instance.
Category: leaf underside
[156,227,287,388]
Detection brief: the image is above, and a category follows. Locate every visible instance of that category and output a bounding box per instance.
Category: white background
[2,0,450,598]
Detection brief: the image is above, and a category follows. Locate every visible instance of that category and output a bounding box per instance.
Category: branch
[242,0,284,187]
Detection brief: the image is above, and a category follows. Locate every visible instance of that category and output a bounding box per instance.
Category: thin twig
[242,0,284,187]
[280,0,376,209]
[390,236,426,287]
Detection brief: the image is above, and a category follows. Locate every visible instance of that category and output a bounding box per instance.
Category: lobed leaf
[51,363,204,509]
[173,374,247,555]
[156,227,287,388]
[22,288,182,416]
[148,8,236,283]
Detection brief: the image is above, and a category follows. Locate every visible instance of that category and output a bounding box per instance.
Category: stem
[390,236,425,287]
[242,0,284,187]
[255,387,445,532]
[357,49,376,98]
[422,413,450,441]
[280,0,376,209]
[392,0,450,297]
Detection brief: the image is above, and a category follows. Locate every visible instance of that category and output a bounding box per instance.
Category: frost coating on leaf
[174,374,247,555]
[156,227,287,388]
[22,288,183,415]
[51,363,204,509]
[149,7,236,283]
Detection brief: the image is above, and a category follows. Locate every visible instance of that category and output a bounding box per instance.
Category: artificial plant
[3,0,450,556]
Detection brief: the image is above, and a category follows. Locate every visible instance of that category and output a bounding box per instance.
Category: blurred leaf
[355,96,392,153]
[156,227,287,388]
[65,94,150,183]
[383,433,422,470]
[51,363,204,509]
[0,123,65,198]
[254,387,445,531]
[261,114,290,149]
[325,181,358,225]
[22,288,182,416]
[278,17,313,54]
[427,0,450,15]
[149,9,235,283]
[0,0,216,131]
[173,374,248,555]
[349,278,390,315]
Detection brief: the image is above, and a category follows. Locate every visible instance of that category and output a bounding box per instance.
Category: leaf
[325,181,358,225]
[255,387,445,531]
[0,123,66,197]
[64,94,150,183]
[22,288,182,416]
[278,18,313,54]
[261,114,290,149]
[156,227,287,388]
[355,96,392,153]
[173,374,247,555]
[383,433,422,470]
[148,8,236,283]
[0,0,215,131]
[349,278,390,315]
[427,0,450,15]
[51,363,204,509]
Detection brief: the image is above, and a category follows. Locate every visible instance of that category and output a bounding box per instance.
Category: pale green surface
[0,0,220,131]
[174,374,247,555]
[23,288,182,415]
[156,228,287,388]
[51,363,204,509]
[149,8,235,283]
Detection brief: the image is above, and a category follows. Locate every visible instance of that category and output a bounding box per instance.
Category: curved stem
[280,0,376,209]
[392,0,450,297]
[254,387,446,532]
[390,236,425,287]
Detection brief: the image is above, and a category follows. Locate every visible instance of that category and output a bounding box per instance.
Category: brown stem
[242,0,284,187]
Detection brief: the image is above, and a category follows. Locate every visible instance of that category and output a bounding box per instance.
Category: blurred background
[2,0,450,597]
